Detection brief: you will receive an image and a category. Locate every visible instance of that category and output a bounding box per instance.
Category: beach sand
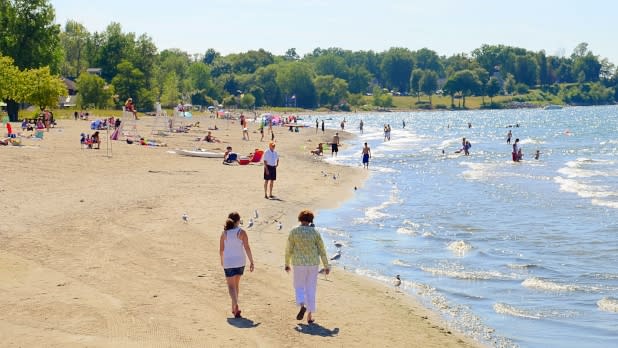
[0,115,480,347]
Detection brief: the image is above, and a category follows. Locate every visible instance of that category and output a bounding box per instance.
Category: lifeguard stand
[120,107,139,140]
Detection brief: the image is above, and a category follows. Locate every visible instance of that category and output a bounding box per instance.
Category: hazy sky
[49,0,618,64]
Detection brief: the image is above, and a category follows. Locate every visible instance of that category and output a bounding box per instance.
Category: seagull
[254,209,259,219]
[393,275,401,287]
[330,251,341,261]
[181,213,189,223]
[333,241,343,249]
[247,218,254,228]
[277,221,283,230]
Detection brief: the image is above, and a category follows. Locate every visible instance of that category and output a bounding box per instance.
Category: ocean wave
[353,188,402,224]
[597,297,618,313]
[447,240,472,255]
[396,227,417,235]
[553,176,616,199]
[521,277,586,292]
[507,263,539,270]
[421,266,517,281]
[392,259,413,267]
[591,198,618,209]
[519,138,545,145]
[493,303,541,319]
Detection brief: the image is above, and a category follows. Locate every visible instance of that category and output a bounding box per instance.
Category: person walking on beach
[506,130,512,144]
[321,120,325,133]
[263,142,279,199]
[315,119,319,134]
[331,132,340,157]
[220,212,255,318]
[359,119,364,134]
[361,142,371,169]
[285,209,330,324]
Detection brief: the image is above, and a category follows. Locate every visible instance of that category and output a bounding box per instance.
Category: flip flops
[296,306,306,320]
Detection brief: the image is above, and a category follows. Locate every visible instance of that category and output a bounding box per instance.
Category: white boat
[177,149,224,158]
[544,104,563,110]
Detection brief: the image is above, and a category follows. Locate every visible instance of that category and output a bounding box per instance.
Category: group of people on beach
[219,209,330,324]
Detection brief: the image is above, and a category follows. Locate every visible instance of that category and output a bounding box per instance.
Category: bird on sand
[333,241,343,250]
[254,209,259,219]
[330,251,341,261]
[182,213,189,223]
[247,218,254,228]
[277,221,283,230]
[393,275,401,287]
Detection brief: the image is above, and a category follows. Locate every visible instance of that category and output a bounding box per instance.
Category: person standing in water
[506,130,512,144]
[359,119,364,134]
[361,142,371,169]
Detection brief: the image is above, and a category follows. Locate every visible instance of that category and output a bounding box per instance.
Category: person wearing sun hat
[263,142,279,199]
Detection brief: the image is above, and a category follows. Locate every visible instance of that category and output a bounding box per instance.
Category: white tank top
[223,227,246,269]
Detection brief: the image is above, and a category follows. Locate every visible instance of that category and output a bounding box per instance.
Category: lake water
[312,105,618,348]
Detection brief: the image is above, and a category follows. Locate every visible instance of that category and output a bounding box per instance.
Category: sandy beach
[0,114,480,347]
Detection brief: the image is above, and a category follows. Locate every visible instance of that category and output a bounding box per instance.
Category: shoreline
[0,116,481,347]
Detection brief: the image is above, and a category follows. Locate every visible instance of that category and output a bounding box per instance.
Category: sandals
[296,306,306,320]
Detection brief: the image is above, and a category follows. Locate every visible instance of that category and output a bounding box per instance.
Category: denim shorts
[224,266,245,277]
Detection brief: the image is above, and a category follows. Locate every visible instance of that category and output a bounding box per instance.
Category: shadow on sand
[226,317,260,328]
[294,323,339,337]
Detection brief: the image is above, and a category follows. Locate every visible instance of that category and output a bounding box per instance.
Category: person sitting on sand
[91,131,101,149]
[223,146,239,164]
[205,131,221,143]
[311,143,323,156]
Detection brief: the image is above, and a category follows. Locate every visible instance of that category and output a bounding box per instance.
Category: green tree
[275,62,316,108]
[284,48,299,61]
[240,93,256,109]
[96,22,136,82]
[503,73,516,95]
[314,75,349,108]
[486,76,501,104]
[111,60,146,108]
[59,20,90,79]
[413,48,443,74]
[443,70,480,108]
[22,66,66,109]
[420,70,439,105]
[314,54,349,80]
[410,69,424,101]
[160,72,180,107]
[0,55,21,103]
[347,65,371,94]
[202,48,220,65]
[77,72,113,108]
[0,0,62,120]
[380,47,415,93]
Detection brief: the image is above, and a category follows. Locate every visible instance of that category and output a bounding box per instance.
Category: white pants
[293,265,319,313]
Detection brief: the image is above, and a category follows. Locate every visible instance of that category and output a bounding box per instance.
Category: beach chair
[249,149,264,163]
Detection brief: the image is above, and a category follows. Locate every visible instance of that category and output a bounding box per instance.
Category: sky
[49,0,618,64]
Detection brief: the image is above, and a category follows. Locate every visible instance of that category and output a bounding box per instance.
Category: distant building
[86,68,102,76]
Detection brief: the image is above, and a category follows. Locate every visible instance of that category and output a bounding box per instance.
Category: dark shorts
[224,266,245,277]
[331,144,338,152]
[362,153,369,163]
[264,165,277,180]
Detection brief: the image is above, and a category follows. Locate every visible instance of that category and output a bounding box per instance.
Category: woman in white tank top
[219,212,254,318]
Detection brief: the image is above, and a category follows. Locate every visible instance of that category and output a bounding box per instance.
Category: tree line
[1,0,617,121]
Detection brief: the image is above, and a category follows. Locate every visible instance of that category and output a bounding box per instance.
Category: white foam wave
[392,259,412,267]
[371,166,398,173]
[422,231,435,238]
[354,187,402,223]
[447,240,472,255]
[554,176,616,199]
[521,277,578,292]
[493,303,541,319]
[597,297,618,313]
[421,266,516,281]
[397,227,417,235]
[519,138,545,145]
[591,198,618,209]
[507,263,538,270]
